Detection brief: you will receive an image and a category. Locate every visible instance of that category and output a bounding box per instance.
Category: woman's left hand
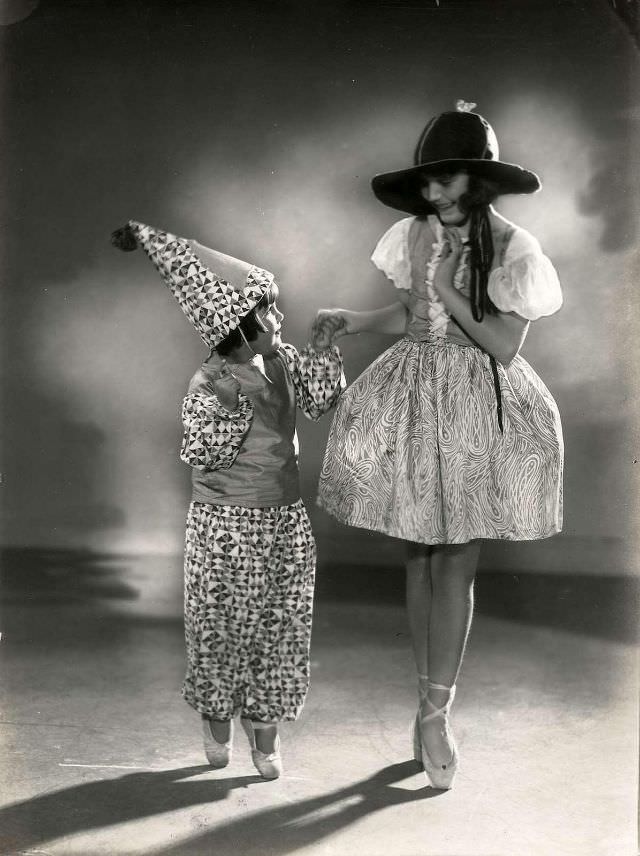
[433,228,465,294]
[310,309,350,349]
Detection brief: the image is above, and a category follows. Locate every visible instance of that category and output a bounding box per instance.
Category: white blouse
[371,215,563,322]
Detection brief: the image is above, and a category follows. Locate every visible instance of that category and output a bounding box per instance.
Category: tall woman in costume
[312,103,563,789]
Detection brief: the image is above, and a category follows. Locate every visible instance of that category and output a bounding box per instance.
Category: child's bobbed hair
[216,284,276,356]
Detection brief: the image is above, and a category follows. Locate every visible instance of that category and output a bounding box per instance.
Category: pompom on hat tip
[111,222,139,252]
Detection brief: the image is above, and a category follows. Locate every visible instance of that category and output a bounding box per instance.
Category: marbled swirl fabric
[317,215,563,545]
[318,336,563,543]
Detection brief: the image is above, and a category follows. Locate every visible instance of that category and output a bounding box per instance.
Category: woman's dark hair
[459,174,501,322]
[216,286,275,356]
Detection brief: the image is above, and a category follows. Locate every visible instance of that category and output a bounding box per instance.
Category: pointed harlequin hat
[111,220,274,347]
[372,100,541,216]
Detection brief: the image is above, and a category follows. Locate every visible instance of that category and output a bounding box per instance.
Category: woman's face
[420,172,470,225]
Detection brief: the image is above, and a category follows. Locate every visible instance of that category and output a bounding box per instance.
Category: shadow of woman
[0,760,440,855]
[153,759,441,856]
[151,761,443,856]
[154,759,442,856]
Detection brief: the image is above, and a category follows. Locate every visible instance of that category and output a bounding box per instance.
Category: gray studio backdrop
[2,0,638,576]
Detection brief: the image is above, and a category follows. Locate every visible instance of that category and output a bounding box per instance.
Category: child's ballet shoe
[240,717,283,780]
[202,717,233,768]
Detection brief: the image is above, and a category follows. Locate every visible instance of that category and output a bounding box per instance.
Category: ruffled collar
[423,218,470,336]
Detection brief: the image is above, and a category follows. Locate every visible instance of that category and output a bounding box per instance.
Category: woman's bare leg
[422,540,481,767]
[405,541,433,680]
[429,541,481,684]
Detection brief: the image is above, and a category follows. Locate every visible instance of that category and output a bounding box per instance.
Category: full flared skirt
[318,337,563,545]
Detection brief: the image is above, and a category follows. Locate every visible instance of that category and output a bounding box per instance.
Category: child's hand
[214,369,241,412]
[433,228,465,294]
[310,309,350,349]
[206,352,241,411]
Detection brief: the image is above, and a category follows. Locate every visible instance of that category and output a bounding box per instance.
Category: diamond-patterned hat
[111,220,274,347]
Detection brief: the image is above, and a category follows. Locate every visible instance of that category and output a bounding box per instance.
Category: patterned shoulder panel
[180,391,254,471]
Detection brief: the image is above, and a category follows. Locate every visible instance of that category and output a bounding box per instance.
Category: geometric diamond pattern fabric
[180,391,254,470]
[182,499,316,722]
[179,344,344,474]
[128,220,273,347]
[279,343,346,421]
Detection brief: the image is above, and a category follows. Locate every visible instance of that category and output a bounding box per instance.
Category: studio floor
[0,549,638,856]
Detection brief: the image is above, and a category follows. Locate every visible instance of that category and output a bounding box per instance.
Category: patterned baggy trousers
[182,499,316,722]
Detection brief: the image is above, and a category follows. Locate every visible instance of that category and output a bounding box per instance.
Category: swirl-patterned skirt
[317,337,563,544]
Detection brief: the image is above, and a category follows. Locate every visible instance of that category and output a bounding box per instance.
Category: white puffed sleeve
[370,216,415,290]
[487,228,563,320]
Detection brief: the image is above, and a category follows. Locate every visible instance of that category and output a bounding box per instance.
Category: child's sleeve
[279,342,346,421]
[487,229,563,320]
[180,378,254,471]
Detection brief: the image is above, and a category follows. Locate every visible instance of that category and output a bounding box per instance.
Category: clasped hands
[207,226,465,403]
[309,309,351,350]
[310,227,465,347]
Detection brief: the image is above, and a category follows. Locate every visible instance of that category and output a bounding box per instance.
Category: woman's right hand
[310,309,355,349]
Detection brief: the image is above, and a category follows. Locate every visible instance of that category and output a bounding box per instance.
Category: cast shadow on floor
[0,760,440,856]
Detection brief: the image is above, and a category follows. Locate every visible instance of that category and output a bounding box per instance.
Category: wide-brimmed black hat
[371,106,541,216]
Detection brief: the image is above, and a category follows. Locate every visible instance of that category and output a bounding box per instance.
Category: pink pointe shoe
[240,718,283,780]
[202,717,233,768]
[412,677,459,790]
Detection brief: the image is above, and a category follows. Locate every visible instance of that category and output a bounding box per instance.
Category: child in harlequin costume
[112,221,344,779]
[312,103,564,789]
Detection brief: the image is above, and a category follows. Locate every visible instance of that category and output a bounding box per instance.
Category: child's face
[253,297,284,356]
